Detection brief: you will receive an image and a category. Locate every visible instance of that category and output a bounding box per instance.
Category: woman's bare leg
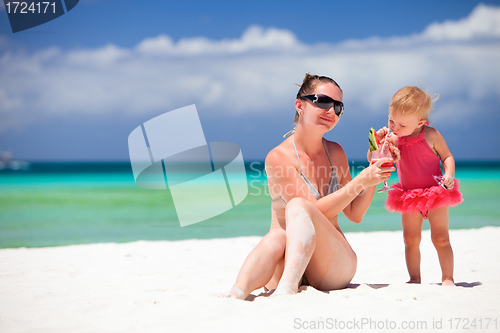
[300,201,357,291]
[228,228,286,299]
[402,213,424,283]
[427,206,455,286]
[265,257,284,291]
[274,198,357,295]
[272,199,316,296]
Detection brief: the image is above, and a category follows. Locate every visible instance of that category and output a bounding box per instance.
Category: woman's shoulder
[265,139,299,184]
[323,139,344,151]
[265,138,294,167]
[265,147,284,166]
[322,139,348,164]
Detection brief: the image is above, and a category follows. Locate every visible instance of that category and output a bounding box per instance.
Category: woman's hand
[358,158,395,188]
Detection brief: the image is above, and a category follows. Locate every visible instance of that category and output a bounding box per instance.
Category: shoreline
[1,227,499,332]
[1,224,496,250]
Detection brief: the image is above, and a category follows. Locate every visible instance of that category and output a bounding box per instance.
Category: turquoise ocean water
[1,161,499,248]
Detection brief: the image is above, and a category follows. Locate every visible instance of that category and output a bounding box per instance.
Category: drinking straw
[381,133,389,151]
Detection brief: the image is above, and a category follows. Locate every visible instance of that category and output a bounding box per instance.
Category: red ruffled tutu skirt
[385,180,463,219]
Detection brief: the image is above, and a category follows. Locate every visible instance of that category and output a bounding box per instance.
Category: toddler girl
[378,86,463,286]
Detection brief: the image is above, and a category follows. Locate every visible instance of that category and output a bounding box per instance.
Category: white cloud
[1,4,500,132]
[66,44,131,65]
[135,25,303,56]
[421,4,500,41]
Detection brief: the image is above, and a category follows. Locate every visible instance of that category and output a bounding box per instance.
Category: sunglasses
[301,94,344,116]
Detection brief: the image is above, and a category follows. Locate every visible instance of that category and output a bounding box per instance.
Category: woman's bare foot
[270,283,297,297]
[407,279,421,284]
[219,287,246,299]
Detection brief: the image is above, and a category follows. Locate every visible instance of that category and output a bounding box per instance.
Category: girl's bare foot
[407,279,421,284]
[442,279,455,286]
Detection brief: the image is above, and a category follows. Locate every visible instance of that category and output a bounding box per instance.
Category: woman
[226,74,398,299]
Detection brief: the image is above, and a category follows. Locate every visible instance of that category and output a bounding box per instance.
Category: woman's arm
[315,142,394,222]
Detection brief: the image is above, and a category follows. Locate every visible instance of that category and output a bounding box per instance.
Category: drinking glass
[371,143,395,193]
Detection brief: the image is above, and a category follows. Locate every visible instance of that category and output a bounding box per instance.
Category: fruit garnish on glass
[369,128,395,193]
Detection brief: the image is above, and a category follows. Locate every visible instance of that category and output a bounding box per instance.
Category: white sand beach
[1,227,499,333]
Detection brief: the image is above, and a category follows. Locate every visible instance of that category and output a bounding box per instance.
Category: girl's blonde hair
[390,86,438,121]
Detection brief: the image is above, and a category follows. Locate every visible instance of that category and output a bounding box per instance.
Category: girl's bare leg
[228,228,286,299]
[402,213,424,284]
[427,206,455,286]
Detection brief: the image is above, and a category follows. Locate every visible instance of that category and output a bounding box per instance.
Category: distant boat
[0,151,30,171]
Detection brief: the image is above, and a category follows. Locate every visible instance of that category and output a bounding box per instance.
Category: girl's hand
[377,128,397,146]
[376,127,391,141]
[376,128,399,162]
[442,174,454,189]
[388,144,401,163]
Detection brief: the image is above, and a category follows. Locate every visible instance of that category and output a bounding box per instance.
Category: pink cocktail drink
[371,144,395,192]
[371,159,394,168]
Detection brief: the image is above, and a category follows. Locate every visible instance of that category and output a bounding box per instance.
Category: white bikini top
[271,134,341,203]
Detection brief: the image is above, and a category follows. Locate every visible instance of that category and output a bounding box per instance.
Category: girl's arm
[428,127,456,189]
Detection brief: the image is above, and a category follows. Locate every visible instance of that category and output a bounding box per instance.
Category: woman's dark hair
[293,73,342,125]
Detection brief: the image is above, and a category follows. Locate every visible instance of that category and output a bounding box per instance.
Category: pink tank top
[396,127,442,191]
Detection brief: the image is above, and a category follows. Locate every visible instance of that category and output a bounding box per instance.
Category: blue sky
[1,0,500,161]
